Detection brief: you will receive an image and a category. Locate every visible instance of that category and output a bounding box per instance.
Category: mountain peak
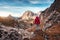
[21,11,37,20]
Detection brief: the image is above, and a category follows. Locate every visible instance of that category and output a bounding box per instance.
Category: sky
[0,0,54,17]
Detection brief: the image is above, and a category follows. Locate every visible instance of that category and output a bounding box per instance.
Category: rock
[40,0,60,40]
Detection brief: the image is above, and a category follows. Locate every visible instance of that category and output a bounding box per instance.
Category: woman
[33,16,40,30]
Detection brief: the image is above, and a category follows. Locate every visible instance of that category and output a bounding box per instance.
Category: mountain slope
[40,0,60,34]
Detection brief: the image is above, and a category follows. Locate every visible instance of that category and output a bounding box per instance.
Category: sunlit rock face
[19,11,38,24]
[21,11,37,20]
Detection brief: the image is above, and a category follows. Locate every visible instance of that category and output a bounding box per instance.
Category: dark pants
[35,24,40,30]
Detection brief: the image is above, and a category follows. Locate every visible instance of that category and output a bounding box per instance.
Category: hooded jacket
[34,16,40,24]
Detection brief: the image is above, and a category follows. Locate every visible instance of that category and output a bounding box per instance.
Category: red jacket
[34,16,40,24]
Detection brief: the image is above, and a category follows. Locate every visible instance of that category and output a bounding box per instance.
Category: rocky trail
[0,24,60,40]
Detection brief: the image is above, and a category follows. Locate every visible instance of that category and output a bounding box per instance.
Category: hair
[23,38,29,40]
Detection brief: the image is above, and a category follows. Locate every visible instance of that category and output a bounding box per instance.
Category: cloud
[0,0,54,17]
[0,6,47,17]
[29,0,40,4]
[29,1,40,4]
[0,11,13,17]
[0,11,21,17]
[29,0,54,4]
[0,0,54,7]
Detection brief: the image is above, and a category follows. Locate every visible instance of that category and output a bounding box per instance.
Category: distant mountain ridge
[0,15,18,26]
